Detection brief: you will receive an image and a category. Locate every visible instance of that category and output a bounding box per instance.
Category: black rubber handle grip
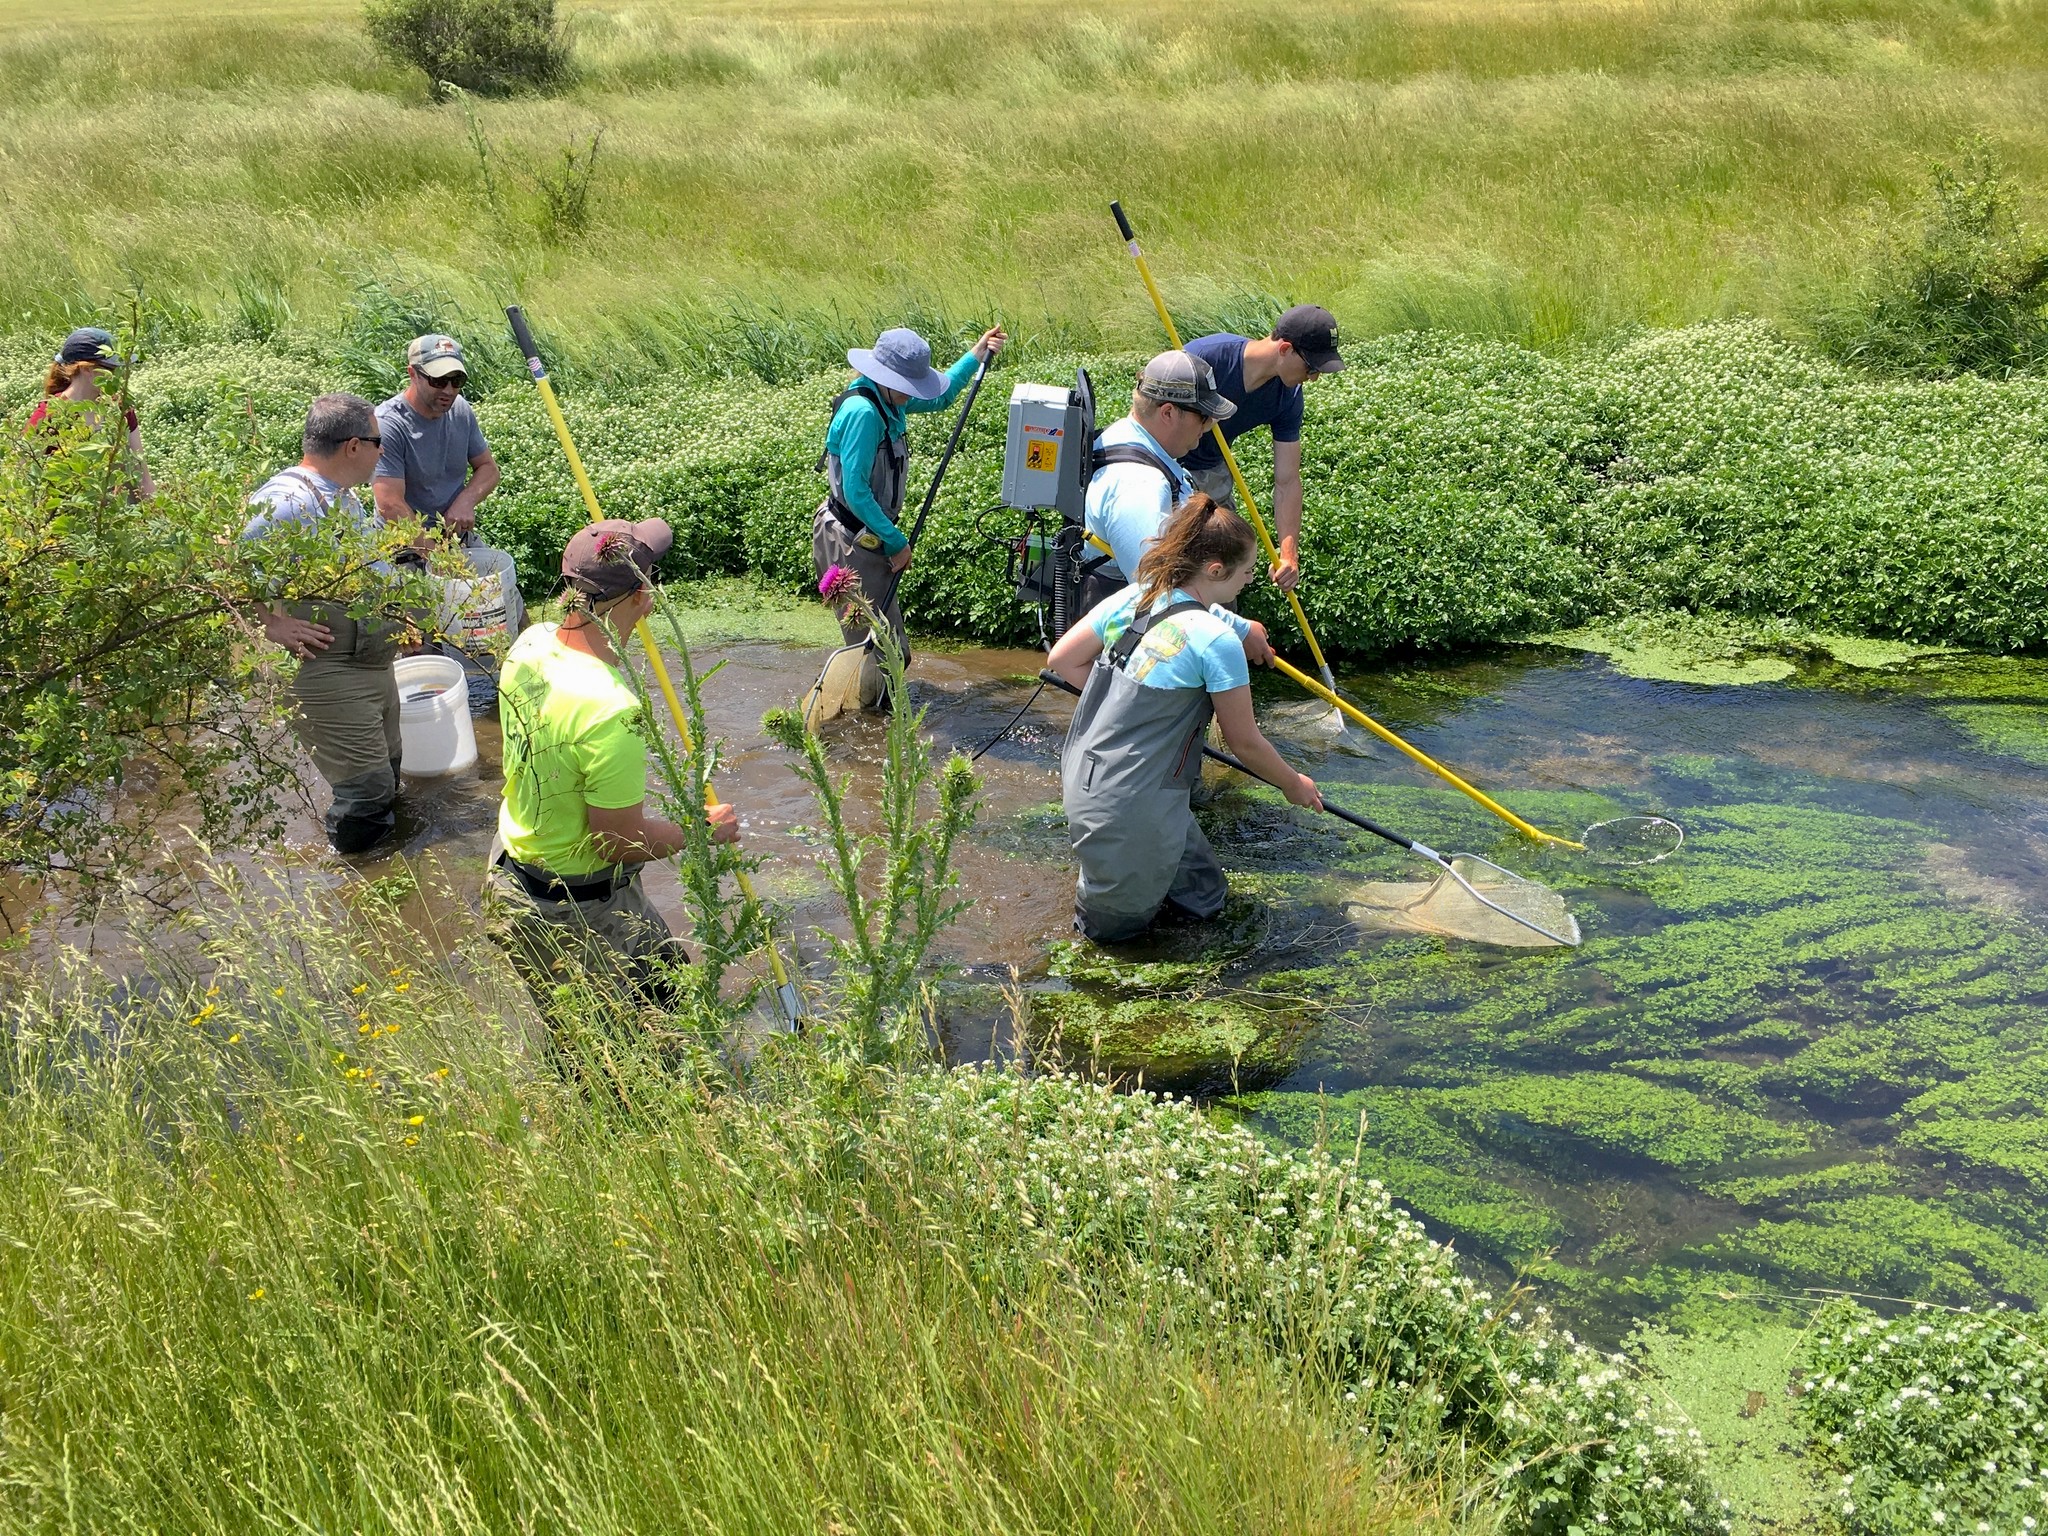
[506,306,540,364]
[1035,668,1416,853]
[1110,201,1135,241]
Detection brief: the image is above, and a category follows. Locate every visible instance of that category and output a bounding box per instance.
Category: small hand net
[1346,854,1580,948]
[1581,816,1684,867]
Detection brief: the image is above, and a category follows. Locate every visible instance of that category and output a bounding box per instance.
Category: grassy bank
[0,868,1730,1533]
[3,0,2047,360]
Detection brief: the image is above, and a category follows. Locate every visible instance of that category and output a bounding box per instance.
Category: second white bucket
[394,654,478,776]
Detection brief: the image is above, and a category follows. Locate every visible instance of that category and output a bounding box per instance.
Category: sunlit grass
[2,0,2045,360]
[0,865,1463,1535]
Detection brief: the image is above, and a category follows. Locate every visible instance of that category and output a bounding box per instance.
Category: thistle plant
[764,605,978,1058]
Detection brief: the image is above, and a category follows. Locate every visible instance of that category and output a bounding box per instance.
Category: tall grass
[0,865,1459,1535]
[3,0,2045,366]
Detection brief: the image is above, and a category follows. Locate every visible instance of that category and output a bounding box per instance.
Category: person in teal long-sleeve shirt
[813,324,1005,673]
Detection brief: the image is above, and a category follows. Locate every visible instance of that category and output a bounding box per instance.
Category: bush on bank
[9,319,2047,657]
[1799,1297,2048,1536]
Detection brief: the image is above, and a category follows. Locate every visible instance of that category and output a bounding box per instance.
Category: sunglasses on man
[413,367,467,390]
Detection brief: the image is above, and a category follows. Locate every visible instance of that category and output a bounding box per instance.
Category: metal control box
[1001,382,1076,511]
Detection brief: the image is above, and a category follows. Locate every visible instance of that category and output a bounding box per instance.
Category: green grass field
[4,0,2047,361]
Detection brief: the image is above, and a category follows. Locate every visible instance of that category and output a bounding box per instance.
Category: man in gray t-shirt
[372,333,500,533]
[372,333,523,639]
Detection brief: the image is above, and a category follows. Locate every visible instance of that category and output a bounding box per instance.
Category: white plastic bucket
[460,544,522,638]
[445,544,523,713]
[394,654,478,776]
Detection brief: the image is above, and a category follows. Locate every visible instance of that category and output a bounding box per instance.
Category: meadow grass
[0,865,1465,1535]
[3,0,2046,365]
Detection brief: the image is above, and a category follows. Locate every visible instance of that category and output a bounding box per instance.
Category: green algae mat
[986,643,2048,1338]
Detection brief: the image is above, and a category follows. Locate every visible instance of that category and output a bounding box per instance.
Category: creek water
[78,631,2048,1337]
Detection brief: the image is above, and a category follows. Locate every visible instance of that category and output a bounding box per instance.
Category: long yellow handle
[1116,227,1339,686]
[1108,206,1576,849]
[520,353,807,1024]
[1269,656,1583,850]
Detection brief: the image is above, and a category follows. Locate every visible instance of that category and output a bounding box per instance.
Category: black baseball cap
[56,327,124,368]
[1271,305,1345,374]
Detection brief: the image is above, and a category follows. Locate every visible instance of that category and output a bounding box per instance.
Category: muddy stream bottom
[42,630,2048,1342]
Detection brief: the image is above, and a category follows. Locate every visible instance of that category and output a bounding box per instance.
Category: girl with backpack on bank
[1047,493,1321,943]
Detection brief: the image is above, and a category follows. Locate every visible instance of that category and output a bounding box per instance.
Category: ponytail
[1133,493,1258,608]
[44,361,95,396]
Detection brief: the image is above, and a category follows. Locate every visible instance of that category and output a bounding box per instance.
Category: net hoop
[1581,816,1684,867]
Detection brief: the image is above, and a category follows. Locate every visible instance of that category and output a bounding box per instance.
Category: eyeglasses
[414,368,466,390]
[354,434,382,447]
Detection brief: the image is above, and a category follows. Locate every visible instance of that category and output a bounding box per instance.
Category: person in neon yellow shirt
[484,517,738,1015]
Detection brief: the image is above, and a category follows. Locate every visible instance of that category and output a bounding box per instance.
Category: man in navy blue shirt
[1180,305,1344,592]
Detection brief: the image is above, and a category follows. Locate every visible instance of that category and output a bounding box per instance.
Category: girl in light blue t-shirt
[1047,495,1322,943]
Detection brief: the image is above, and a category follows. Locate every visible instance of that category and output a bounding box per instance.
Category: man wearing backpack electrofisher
[1176,305,1346,592]
[813,324,1006,665]
[1081,350,1272,635]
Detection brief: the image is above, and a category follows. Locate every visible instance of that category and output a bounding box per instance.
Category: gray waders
[290,605,405,855]
[1060,598,1228,943]
[814,386,911,676]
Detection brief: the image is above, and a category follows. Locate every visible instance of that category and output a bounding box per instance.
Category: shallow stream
[289,624,2048,1336]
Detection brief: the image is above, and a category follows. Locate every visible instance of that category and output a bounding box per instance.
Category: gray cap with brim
[1136,350,1237,420]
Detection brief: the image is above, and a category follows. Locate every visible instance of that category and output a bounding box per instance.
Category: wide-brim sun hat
[847,327,949,399]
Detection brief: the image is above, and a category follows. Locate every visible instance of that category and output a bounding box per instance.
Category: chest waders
[813,387,913,676]
[819,385,909,535]
[1060,598,1229,943]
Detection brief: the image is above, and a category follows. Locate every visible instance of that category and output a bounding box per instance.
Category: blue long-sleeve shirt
[822,350,979,554]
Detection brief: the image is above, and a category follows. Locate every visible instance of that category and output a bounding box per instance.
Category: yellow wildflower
[407,1115,425,1127]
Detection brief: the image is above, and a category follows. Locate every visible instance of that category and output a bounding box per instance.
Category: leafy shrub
[1816,139,2048,379]
[1798,1297,2048,1535]
[0,352,450,899]
[363,0,570,99]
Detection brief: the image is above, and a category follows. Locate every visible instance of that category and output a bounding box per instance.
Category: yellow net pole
[1092,221,1582,851]
[507,307,807,1029]
[1268,656,1581,849]
[1110,201,1340,691]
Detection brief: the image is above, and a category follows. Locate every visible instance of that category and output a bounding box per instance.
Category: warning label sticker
[1025,440,1059,473]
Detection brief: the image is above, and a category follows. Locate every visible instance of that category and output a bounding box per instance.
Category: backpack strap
[1091,441,1181,489]
[1106,597,1209,672]
[276,466,336,518]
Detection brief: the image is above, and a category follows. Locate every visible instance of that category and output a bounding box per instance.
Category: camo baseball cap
[1135,350,1236,420]
[406,334,468,379]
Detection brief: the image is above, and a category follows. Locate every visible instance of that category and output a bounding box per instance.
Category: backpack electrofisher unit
[1000,369,1097,641]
